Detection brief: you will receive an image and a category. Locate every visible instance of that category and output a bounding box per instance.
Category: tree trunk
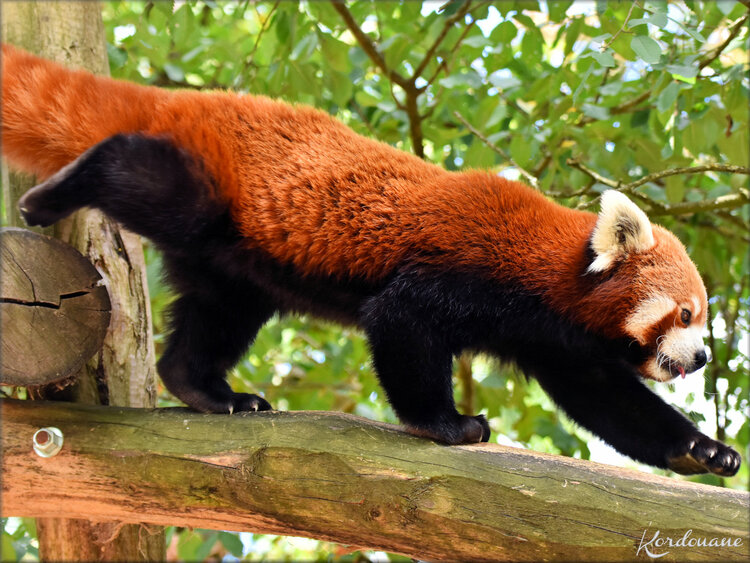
[1,2,164,560]
[3,400,748,563]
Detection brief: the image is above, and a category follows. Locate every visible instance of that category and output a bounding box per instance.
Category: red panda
[2,44,740,476]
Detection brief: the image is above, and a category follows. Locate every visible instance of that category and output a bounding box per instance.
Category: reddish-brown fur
[1,45,703,341]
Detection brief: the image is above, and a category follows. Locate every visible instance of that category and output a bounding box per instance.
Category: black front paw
[668,435,741,476]
[231,393,272,413]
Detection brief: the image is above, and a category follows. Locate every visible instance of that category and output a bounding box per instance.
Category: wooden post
[3,400,748,562]
[1,2,165,559]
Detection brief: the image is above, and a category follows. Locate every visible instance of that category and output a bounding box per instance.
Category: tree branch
[330,0,411,91]
[647,190,750,216]
[699,13,750,70]
[454,111,540,188]
[243,0,281,74]
[412,0,473,81]
[601,0,639,51]
[4,400,749,562]
[568,159,750,214]
[579,89,652,125]
[331,0,426,156]
[423,10,480,91]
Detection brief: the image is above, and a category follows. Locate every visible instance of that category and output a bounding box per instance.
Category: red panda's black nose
[694,349,707,370]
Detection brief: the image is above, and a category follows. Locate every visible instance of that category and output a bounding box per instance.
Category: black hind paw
[230,393,272,413]
[667,435,741,476]
[18,183,76,227]
[406,414,491,445]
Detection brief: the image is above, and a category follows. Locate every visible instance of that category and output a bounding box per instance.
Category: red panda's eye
[681,309,692,325]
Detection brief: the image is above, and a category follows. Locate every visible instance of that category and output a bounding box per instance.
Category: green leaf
[463,35,492,49]
[628,13,668,28]
[320,35,349,73]
[564,18,584,57]
[680,25,705,43]
[491,20,517,44]
[664,176,686,203]
[510,134,532,167]
[163,63,184,82]
[581,103,610,121]
[2,531,18,560]
[327,71,353,106]
[219,531,244,557]
[354,90,380,107]
[657,82,681,112]
[439,71,482,90]
[717,0,738,16]
[106,43,128,69]
[520,30,543,67]
[194,531,219,561]
[667,63,699,83]
[589,50,615,68]
[631,36,662,64]
[548,1,573,21]
[290,33,318,61]
[381,34,411,70]
[488,73,521,90]
[464,139,496,168]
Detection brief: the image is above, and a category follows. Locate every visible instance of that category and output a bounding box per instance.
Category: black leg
[18,134,223,250]
[363,294,489,445]
[526,357,741,476]
[158,266,278,414]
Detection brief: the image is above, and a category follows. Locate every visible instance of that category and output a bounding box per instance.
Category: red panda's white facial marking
[645,325,706,382]
[626,295,677,344]
[633,296,708,382]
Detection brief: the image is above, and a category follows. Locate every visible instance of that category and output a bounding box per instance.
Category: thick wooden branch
[3,400,748,562]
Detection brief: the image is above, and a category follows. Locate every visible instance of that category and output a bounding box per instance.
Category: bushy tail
[1,44,164,180]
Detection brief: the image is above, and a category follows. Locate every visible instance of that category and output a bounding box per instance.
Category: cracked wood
[3,400,748,562]
[0,227,111,386]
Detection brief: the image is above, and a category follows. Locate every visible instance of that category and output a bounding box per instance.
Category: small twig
[330,0,412,91]
[601,0,640,51]
[412,0,473,81]
[566,159,622,191]
[627,164,750,191]
[243,0,280,73]
[648,190,750,216]
[590,1,639,105]
[579,89,652,125]
[350,102,379,138]
[699,14,750,70]
[422,12,480,90]
[567,159,750,214]
[454,111,540,188]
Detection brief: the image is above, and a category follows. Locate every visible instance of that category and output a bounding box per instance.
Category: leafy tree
[4,1,748,560]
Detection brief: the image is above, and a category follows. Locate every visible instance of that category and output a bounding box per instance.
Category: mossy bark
[3,400,748,562]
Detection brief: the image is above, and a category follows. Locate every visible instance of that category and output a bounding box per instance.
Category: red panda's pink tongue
[679,366,686,379]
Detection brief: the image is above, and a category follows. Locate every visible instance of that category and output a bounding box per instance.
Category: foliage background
[3,0,748,561]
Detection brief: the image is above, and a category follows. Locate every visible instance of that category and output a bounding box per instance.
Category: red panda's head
[586,191,708,382]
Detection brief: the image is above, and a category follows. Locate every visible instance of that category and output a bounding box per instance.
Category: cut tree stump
[0,227,111,386]
[3,399,748,562]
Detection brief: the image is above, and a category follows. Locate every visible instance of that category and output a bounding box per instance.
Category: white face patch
[643,357,673,382]
[626,295,677,343]
[650,325,706,381]
[660,326,704,364]
[691,296,702,319]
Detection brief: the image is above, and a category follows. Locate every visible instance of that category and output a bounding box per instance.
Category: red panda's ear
[587,190,654,273]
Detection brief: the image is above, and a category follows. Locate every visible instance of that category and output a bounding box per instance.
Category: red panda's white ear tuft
[587,190,655,273]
